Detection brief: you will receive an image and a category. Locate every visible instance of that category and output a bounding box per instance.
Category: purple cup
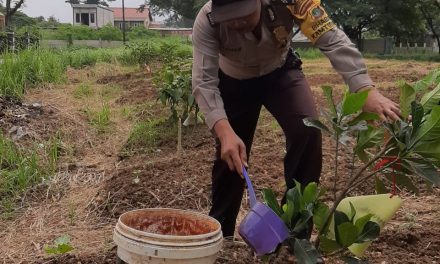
[238,167,289,256]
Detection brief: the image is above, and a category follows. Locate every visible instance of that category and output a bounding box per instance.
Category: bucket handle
[242,166,257,208]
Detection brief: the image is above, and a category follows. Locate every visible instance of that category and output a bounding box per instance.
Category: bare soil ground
[0,59,439,263]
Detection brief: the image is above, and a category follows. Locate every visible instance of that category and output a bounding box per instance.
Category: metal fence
[0,32,40,53]
[393,42,439,54]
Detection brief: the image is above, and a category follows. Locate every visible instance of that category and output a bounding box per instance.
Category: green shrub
[98,24,123,41]
[0,132,60,215]
[125,119,177,152]
[0,49,67,98]
[127,26,160,40]
[296,48,324,59]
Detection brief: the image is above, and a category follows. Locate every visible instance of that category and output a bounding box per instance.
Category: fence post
[384,37,393,55]
[25,32,30,49]
[7,31,15,52]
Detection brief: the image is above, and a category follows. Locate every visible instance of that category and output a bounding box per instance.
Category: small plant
[124,118,177,153]
[68,204,76,226]
[154,58,199,123]
[125,41,159,67]
[44,234,74,255]
[73,83,94,99]
[261,68,440,263]
[84,104,112,133]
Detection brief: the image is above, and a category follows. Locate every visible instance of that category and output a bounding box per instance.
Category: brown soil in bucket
[122,210,219,236]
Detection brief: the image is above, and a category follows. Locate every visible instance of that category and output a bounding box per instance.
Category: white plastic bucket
[113,208,223,264]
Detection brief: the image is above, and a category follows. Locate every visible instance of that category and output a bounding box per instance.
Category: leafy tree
[322,0,376,47]
[0,0,25,27]
[419,0,440,54]
[374,0,426,43]
[141,0,208,27]
[323,0,428,49]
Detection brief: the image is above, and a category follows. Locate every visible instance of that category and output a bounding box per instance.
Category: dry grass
[1,58,439,263]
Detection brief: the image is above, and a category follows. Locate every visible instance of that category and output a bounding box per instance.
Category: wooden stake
[177,118,182,158]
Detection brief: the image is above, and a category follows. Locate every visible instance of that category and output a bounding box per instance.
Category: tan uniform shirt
[192,0,374,129]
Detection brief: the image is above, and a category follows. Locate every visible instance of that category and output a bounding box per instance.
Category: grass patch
[124,119,177,153]
[0,49,67,99]
[99,84,122,100]
[73,83,94,99]
[84,104,112,133]
[120,106,136,120]
[363,53,440,62]
[0,132,61,218]
[296,48,324,59]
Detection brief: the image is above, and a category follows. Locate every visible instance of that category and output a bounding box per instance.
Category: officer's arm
[192,5,226,130]
[288,0,374,92]
[314,28,374,92]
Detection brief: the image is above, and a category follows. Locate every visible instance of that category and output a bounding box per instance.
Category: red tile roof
[111,7,150,21]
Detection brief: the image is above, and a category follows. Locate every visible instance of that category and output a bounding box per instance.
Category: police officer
[192,0,401,237]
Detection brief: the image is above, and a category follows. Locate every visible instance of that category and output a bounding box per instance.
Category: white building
[71,4,114,28]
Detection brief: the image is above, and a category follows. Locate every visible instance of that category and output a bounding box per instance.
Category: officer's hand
[214,119,248,175]
[362,88,401,122]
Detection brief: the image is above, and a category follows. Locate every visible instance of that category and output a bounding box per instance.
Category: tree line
[0,0,439,52]
[145,0,440,52]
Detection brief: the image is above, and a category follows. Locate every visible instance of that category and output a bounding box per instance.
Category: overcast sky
[22,0,147,23]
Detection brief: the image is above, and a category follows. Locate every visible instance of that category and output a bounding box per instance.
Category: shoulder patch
[287,0,336,43]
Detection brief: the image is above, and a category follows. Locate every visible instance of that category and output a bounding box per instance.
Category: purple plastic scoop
[238,166,289,256]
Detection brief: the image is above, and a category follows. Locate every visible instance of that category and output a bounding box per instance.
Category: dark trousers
[209,59,323,237]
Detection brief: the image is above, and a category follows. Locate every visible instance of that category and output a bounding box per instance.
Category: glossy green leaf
[334,210,350,226]
[413,106,440,143]
[337,222,359,247]
[281,198,295,228]
[319,235,342,253]
[410,101,424,134]
[399,83,416,119]
[303,182,318,204]
[348,112,380,126]
[293,209,313,233]
[322,85,338,117]
[262,189,283,217]
[414,141,440,161]
[355,125,384,161]
[356,221,380,243]
[383,172,419,194]
[421,83,440,113]
[413,69,440,92]
[406,159,440,186]
[303,118,331,134]
[375,176,388,194]
[348,202,357,222]
[342,90,370,116]
[294,239,319,264]
[354,213,373,233]
[313,202,329,232]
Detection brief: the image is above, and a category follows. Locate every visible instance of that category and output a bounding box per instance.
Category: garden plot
[0,57,439,264]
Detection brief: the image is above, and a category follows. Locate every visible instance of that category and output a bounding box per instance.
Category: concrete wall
[97,6,114,28]
[41,39,124,49]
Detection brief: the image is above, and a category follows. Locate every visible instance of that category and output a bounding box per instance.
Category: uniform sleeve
[192,5,226,129]
[288,0,374,92]
[315,28,374,92]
